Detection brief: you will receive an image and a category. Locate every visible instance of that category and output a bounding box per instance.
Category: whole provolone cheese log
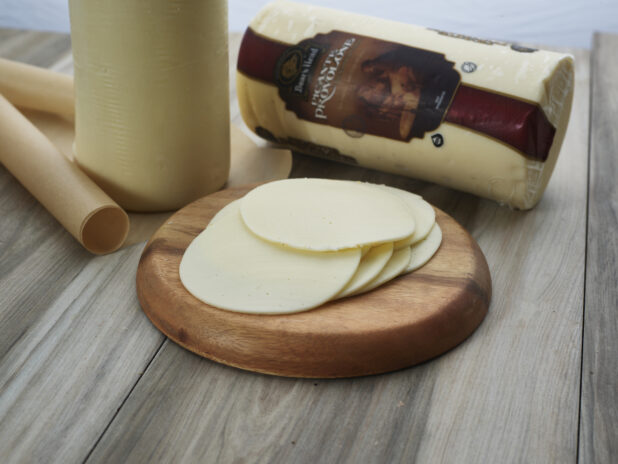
[236,1,574,209]
[69,0,230,212]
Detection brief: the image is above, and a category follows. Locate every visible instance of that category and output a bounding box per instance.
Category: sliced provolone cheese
[179,201,361,314]
[404,223,442,273]
[240,178,415,251]
[351,246,412,296]
[337,242,393,298]
[375,185,436,246]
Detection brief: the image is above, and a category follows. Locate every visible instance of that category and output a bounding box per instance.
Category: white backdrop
[1,0,618,48]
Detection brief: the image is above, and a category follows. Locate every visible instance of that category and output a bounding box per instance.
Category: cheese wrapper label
[238,28,556,162]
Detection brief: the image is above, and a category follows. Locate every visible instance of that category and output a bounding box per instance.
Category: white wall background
[1,0,617,48]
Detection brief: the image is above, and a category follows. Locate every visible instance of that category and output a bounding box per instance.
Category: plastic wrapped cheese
[236,1,574,209]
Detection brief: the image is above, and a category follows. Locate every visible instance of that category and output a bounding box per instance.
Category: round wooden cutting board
[137,185,491,378]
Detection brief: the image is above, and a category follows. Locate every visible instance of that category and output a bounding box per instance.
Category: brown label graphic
[272,31,461,142]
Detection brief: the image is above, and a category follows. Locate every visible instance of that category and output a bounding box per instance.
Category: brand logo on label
[275,45,324,98]
[276,48,303,85]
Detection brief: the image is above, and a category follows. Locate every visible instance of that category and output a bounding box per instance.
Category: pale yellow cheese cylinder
[69,0,230,212]
[237,1,574,209]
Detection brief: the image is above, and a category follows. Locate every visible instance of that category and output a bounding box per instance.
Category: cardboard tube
[0,93,128,254]
[0,57,74,121]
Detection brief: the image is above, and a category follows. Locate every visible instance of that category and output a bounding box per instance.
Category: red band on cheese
[237,27,556,161]
[445,85,555,161]
[238,28,288,83]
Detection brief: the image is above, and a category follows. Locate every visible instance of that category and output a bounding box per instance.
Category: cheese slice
[179,201,361,314]
[239,178,415,251]
[375,185,436,246]
[337,242,394,298]
[350,246,412,296]
[404,223,442,273]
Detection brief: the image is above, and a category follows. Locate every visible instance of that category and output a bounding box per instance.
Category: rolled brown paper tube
[0,93,128,254]
[0,57,74,121]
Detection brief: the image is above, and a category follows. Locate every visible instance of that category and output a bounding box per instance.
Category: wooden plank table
[0,29,616,463]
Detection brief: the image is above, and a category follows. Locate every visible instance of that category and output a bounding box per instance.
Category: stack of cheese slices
[179,178,442,315]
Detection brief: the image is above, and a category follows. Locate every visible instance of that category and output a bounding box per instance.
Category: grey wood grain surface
[579,33,618,464]
[0,28,614,464]
[0,31,165,464]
